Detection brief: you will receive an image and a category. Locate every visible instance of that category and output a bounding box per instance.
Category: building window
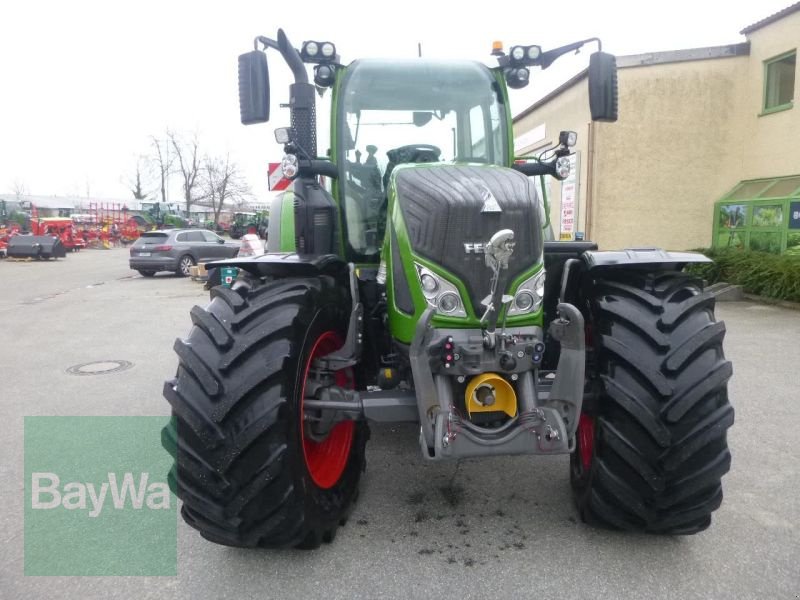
[763,50,796,113]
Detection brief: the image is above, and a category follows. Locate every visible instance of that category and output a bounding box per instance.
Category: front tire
[572,269,734,534]
[162,276,368,548]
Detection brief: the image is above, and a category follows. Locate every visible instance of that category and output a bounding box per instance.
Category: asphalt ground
[1,248,798,599]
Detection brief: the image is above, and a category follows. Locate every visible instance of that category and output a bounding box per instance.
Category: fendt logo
[464,242,486,254]
[31,472,170,518]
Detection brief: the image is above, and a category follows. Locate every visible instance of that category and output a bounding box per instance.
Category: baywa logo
[31,472,171,518]
[24,416,177,576]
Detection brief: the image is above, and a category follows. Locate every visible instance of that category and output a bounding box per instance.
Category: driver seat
[382,145,441,190]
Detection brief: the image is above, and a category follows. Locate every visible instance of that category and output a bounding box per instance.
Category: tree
[201,154,251,226]
[127,156,150,200]
[168,130,201,215]
[149,136,173,204]
[11,179,28,200]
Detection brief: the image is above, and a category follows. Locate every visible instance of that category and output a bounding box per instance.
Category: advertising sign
[559,153,580,241]
[790,201,800,229]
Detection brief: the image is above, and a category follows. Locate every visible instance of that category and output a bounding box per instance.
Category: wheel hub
[300,331,354,489]
[577,413,595,472]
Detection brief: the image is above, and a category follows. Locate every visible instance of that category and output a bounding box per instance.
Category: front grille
[394,165,542,314]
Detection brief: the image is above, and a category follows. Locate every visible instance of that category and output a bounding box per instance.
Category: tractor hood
[391,163,543,317]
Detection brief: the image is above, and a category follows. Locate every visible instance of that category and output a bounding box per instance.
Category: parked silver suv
[129,229,240,277]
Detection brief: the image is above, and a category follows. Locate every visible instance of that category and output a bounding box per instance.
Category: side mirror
[588,52,618,122]
[238,50,270,125]
[217,237,225,244]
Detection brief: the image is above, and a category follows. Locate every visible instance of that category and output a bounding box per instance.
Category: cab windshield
[337,59,509,262]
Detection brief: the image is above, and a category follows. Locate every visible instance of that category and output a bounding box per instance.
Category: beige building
[513,3,799,251]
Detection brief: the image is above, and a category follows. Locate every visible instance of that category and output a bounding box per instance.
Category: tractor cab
[337,59,509,261]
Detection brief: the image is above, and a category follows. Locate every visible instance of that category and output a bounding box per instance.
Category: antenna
[418,42,422,57]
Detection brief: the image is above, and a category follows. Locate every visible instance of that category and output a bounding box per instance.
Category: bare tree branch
[201,154,251,225]
[11,178,28,200]
[169,130,201,215]
[126,156,151,200]
[149,136,173,204]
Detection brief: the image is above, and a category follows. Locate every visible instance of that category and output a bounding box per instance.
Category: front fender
[582,248,711,270]
[207,252,348,279]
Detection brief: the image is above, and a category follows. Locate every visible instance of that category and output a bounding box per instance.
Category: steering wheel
[387,144,442,164]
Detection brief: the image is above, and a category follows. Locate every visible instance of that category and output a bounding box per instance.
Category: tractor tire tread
[162,275,367,548]
[573,269,733,534]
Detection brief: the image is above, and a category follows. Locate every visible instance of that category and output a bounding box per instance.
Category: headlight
[415,264,466,317]
[420,273,438,294]
[510,46,525,61]
[281,153,299,179]
[514,290,534,311]
[527,45,541,60]
[507,269,545,316]
[559,130,578,147]
[555,156,571,179]
[321,42,335,58]
[304,41,319,57]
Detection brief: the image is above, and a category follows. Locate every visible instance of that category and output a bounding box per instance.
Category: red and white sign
[268,163,291,191]
[559,153,580,241]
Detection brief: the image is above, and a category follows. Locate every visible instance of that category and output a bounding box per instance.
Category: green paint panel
[279,190,296,252]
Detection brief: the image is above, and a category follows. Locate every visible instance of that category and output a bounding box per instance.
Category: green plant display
[715,230,745,250]
[749,231,782,254]
[752,205,783,228]
[718,204,746,229]
[786,233,800,256]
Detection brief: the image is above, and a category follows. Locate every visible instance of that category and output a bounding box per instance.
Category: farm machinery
[162,30,734,548]
[30,217,85,252]
[4,207,72,259]
[229,211,269,239]
[72,204,147,247]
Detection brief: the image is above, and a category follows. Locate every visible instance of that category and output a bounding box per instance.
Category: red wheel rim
[577,414,595,473]
[300,331,355,489]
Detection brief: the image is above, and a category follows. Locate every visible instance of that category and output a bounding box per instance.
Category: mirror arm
[254,36,279,52]
[512,160,556,177]
[253,30,308,84]
[298,160,339,180]
[538,37,602,70]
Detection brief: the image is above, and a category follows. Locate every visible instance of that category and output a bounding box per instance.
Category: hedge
[687,249,800,303]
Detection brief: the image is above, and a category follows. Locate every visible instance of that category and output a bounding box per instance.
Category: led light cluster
[510,45,542,63]
[555,156,571,180]
[301,41,336,63]
[507,270,545,316]
[280,153,299,179]
[415,264,467,318]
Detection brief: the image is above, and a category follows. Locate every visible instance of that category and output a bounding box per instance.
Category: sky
[0,0,792,203]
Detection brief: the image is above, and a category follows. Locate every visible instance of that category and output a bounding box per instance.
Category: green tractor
[230,211,270,240]
[162,30,733,548]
